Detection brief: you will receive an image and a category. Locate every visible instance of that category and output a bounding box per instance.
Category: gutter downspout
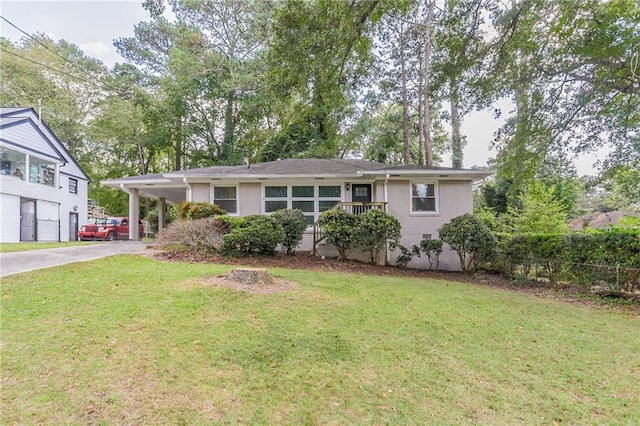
[384,173,391,265]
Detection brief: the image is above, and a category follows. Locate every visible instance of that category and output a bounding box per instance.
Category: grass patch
[0,241,100,253]
[2,256,639,424]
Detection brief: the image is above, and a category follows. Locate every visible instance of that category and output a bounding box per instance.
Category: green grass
[0,241,100,253]
[2,256,639,424]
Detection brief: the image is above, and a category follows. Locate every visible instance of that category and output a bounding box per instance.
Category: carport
[102,174,187,241]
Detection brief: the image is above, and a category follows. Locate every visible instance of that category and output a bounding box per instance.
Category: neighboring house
[103,159,492,270]
[0,107,90,242]
[569,211,639,231]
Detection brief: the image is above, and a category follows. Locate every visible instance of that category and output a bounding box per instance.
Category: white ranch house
[104,159,492,270]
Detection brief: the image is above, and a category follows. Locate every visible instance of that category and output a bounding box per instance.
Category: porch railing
[312,202,388,256]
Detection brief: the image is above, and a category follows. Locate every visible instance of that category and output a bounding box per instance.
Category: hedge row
[498,229,640,291]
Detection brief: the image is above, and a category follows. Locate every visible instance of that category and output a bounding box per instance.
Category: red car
[79,217,143,241]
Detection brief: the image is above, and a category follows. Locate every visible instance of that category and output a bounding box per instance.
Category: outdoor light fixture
[346,183,350,191]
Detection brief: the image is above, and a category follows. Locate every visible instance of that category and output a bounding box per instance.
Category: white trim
[211,184,239,215]
[409,181,439,215]
[262,182,343,226]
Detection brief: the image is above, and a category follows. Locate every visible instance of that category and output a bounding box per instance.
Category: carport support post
[129,188,139,241]
[158,197,167,234]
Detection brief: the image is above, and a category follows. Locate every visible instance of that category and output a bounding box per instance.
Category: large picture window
[411,182,438,213]
[213,186,237,214]
[264,184,342,226]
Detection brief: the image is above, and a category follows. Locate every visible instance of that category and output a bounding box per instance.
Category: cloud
[79,41,111,58]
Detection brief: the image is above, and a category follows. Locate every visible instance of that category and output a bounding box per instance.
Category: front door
[20,199,36,241]
[351,184,372,203]
[69,213,78,241]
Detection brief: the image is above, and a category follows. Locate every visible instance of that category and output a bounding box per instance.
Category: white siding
[0,193,20,242]
[191,183,211,203]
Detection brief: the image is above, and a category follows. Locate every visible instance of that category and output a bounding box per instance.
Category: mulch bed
[150,248,639,316]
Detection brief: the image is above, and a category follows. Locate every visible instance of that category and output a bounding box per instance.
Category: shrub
[157,216,230,252]
[220,215,284,257]
[356,209,401,264]
[318,209,360,261]
[419,238,443,270]
[178,202,226,220]
[396,244,420,268]
[271,209,307,254]
[439,213,498,273]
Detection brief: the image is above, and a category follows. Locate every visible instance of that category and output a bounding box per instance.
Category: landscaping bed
[152,247,640,316]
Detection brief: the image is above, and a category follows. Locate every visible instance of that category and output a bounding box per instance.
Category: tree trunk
[221,89,235,165]
[399,26,411,165]
[450,81,463,169]
[419,0,435,166]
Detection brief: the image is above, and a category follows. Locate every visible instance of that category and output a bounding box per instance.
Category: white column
[158,197,166,234]
[129,187,139,241]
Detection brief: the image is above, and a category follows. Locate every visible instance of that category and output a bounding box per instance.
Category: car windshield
[96,218,118,225]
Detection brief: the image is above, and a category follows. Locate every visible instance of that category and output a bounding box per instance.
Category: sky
[0,0,604,175]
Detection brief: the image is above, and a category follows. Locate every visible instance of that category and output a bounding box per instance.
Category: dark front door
[351,184,372,203]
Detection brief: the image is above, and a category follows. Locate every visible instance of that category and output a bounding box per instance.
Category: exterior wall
[190,183,211,203]
[229,178,474,271]
[0,193,20,242]
[238,182,262,215]
[386,179,473,271]
[0,173,88,242]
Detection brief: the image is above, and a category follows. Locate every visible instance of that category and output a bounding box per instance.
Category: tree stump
[226,268,274,289]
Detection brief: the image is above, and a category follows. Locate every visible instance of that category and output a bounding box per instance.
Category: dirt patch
[204,273,298,294]
[150,248,639,316]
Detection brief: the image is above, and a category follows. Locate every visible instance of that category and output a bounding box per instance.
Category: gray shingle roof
[173,158,391,176]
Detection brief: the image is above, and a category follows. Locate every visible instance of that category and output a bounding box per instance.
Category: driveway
[0,241,152,277]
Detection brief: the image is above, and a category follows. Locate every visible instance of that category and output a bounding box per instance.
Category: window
[264,184,342,226]
[29,157,55,187]
[411,182,437,213]
[213,186,237,213]
[69,178,78,194]
[0,146,26,180]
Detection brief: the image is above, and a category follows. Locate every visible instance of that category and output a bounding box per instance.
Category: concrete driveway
[0,241,152,277]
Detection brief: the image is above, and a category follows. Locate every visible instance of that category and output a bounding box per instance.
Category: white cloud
[79,41,110,59]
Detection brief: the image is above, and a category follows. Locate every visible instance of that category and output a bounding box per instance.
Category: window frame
[263,183,343,228]
[69,177,78,194]
[211,185,239,215]
[410,181,439,215]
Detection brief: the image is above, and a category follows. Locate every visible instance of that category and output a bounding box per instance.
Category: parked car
[78,217,143,241]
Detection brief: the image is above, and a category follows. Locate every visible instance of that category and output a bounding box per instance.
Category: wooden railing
[312,202,388,255]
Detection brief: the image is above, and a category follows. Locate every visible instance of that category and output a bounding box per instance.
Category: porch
[312,201,387,256]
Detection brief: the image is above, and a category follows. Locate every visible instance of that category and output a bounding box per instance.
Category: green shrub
[157,216,230,252]
[419,239,443,270]
[318,209,360,261]
[216,215,249,230]
[396,244,420,268]
[439,213,498,273]
[178,202,226,220]
[271,209,307,254]
[220,215,284,257]
[356,209,401,264]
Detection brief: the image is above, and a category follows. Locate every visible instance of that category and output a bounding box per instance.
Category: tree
[503,181,569,234]
[489,0,640,187]
[266,0,386,159]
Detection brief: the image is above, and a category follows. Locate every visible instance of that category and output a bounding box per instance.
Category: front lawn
[2,256,639,424]
[0,241,98,253]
